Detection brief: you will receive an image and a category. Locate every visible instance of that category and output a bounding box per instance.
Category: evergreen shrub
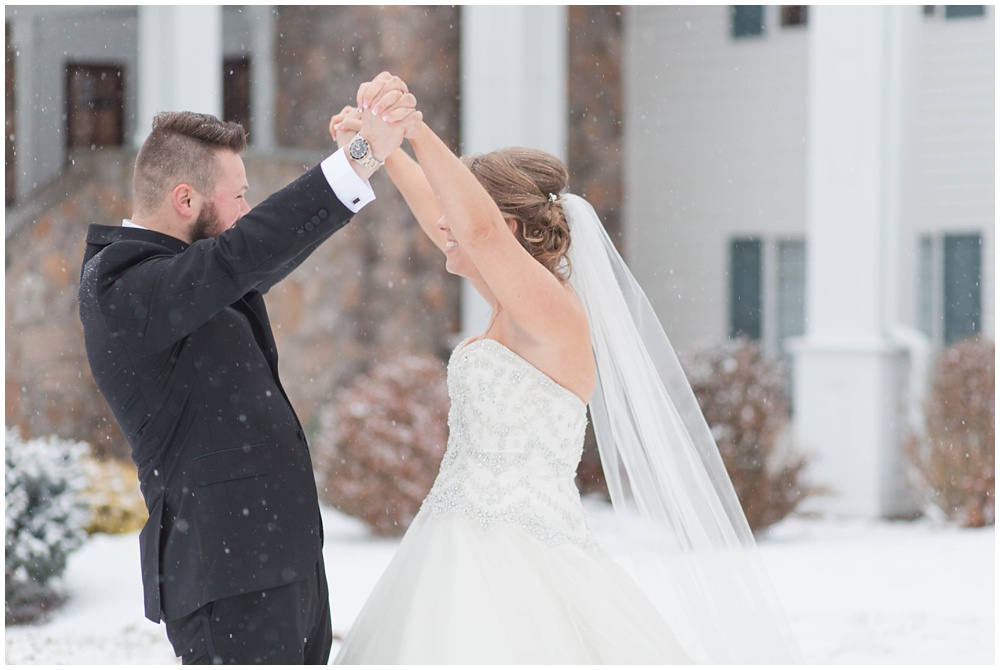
[5,427,90,624]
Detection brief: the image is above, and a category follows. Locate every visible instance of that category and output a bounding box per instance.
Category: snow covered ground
[4,500,994,665]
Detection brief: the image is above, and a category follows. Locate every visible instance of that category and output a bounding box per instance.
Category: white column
[246,5,276,151]
[134,6,223,148]
[458,6,568,338]
[792,6,922,517]
[10,11,39,199]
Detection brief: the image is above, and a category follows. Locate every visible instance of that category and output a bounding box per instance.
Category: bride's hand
[329,106,362,148]
[355,71,419,162]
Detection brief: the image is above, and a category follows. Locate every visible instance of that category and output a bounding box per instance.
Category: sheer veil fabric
[562,194,800,663]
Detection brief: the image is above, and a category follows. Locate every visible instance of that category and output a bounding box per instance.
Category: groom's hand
[330,106,362,148]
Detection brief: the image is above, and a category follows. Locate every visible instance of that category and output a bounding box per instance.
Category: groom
[79,73,419,664]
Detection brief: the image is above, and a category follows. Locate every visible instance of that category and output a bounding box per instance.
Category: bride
[328,84,798,663]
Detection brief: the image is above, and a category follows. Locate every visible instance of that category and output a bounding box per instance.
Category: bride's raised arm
[383,150,447,252]
[404,120,586,349]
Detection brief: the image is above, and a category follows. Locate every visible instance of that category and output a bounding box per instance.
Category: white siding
[918,12,995,233]
[918,10,995,337]
[624,6,808,350]
[624,6,995,349]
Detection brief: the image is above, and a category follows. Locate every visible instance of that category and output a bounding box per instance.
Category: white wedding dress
[334,337,691,664]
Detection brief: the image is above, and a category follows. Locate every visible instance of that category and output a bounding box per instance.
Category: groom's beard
[191,200,222,242]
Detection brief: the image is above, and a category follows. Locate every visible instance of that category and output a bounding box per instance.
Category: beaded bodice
[419,338,600,553]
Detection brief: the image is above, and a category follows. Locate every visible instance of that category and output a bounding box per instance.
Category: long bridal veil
[562,194,800,663]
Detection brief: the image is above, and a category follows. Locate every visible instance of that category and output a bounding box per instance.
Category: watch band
[355,151,384,171]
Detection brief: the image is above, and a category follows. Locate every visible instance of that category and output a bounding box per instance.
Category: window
[223,57,251,137]
[944,5,985,19]
[918,233,982,345]
[729,237,807,355]
[729,238,763,339]
[923,6,987,19]
[731,6,765,39]
[780,6,808,27]
[776,240,806,356]
[65,64,124,149]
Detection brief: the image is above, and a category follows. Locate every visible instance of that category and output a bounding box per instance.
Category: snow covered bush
[679,338,814,532]
[906,337,995,527]
[5,427,90,624]
[80,453,147,535]
[312,355,450,536]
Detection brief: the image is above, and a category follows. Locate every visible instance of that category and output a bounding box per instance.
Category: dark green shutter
[730,238,763,340]
[731,6,765,38]
[943,234,982,344]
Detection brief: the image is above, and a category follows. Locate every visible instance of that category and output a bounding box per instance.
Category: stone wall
[6,149,133,456]
[568,6,624,245]
[270,5,463,437]
[567,6,624,492]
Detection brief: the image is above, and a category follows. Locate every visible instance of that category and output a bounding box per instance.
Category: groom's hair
[133,111,247,215]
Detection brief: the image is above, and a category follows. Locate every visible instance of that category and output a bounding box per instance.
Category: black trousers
[164,556,332,664]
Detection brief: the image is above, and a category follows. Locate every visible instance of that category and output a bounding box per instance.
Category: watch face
[349,136,369,160]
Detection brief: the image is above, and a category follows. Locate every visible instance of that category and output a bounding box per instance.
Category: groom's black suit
[79,165,349,631]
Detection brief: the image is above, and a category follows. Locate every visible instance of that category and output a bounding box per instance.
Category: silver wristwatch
[348,134,384,171]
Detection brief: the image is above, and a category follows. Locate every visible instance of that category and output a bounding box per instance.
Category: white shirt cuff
[321,148,376,213]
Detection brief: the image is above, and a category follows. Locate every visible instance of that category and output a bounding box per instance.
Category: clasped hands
[330,72,422,171]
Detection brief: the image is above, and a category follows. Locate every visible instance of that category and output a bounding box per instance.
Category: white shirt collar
[121,219,147,229]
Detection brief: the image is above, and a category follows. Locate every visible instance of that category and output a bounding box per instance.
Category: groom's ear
[171,183,197,219]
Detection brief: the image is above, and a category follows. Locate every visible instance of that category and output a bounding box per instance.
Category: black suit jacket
[79,165,352,622]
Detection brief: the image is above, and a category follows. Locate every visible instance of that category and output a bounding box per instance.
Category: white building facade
[624,5,994,516]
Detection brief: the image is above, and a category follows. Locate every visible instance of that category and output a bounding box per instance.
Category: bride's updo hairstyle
[462,147,572,280]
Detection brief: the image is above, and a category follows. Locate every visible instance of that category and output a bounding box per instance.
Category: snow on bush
[5,427,90,624]
[312,355,450,536]
[679,338,816,532]
[906,337,995,527]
